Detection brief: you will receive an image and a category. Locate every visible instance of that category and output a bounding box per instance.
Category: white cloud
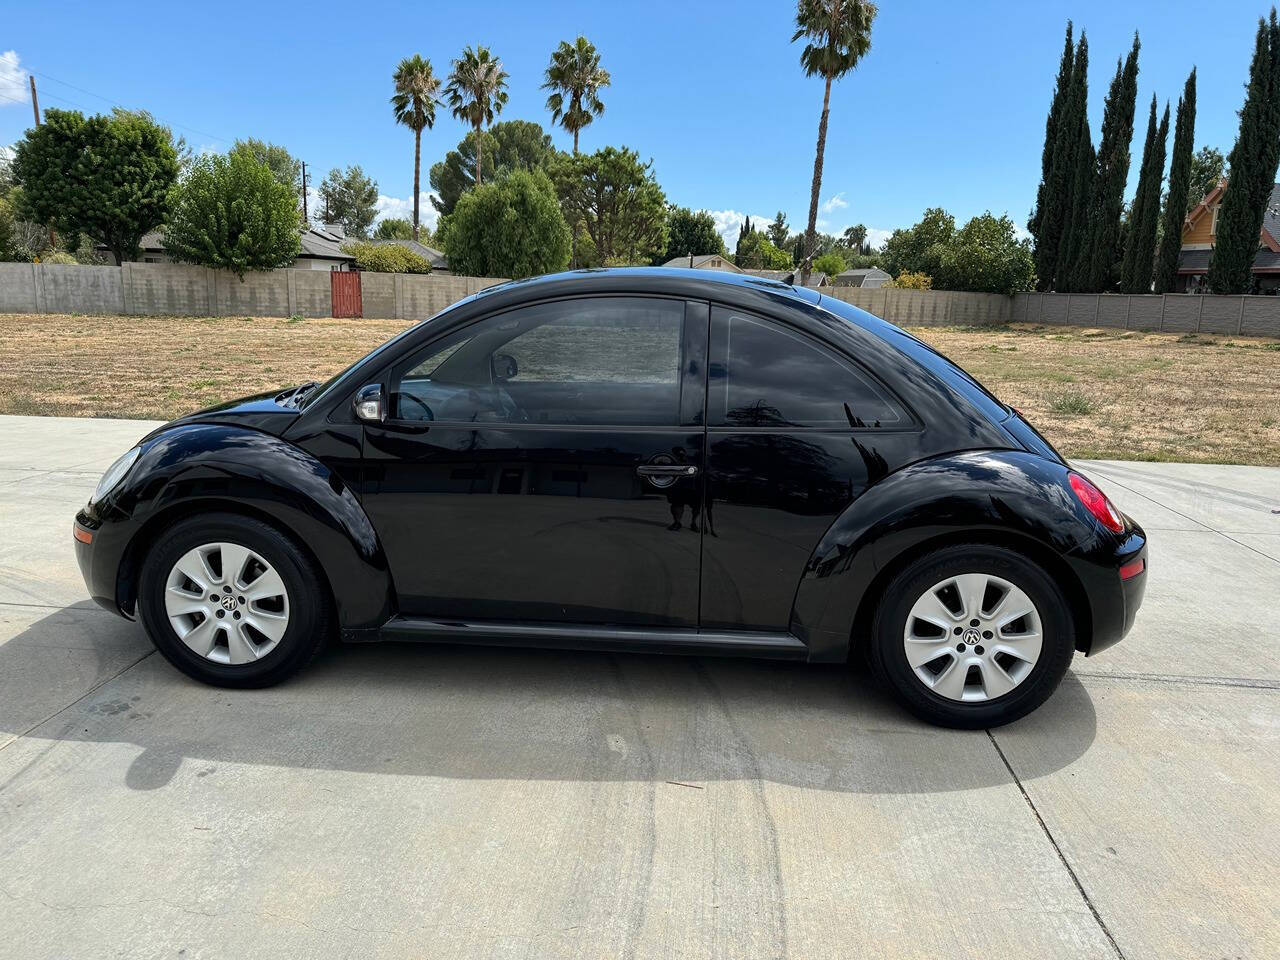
[0,51,28,108]
[303,189,441,235]
[375,192,440,233]
[704,208,774,249]
[820,192,848,214]
[865,227,893,249]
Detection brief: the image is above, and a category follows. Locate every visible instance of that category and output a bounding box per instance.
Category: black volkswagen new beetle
[74,269,1147,727]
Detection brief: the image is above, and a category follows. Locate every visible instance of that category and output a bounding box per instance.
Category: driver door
[360,295,708,628]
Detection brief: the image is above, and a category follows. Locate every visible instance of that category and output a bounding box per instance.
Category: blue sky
[0,1,1268,247]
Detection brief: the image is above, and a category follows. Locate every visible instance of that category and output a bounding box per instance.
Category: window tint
[392,297,685,426]
[711,310,905,429]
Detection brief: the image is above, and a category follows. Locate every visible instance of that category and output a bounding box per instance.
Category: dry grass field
[1,312,1277,464]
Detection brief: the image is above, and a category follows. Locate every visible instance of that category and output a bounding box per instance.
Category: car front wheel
[871,544,1075,728]
[138,513,330,688]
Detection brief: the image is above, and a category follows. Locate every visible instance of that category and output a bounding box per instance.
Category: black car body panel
[74,268,1147,663]
[76,423,394,633]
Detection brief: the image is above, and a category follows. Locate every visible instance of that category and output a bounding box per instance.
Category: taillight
[1068,472,1125,534]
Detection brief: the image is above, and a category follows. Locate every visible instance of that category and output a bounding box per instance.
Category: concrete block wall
[825,287,1013,326]
[0,262,508,322]
[1012,292,1280,338]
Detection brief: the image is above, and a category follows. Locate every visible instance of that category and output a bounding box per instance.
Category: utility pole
[300,161,309,224]
[29,76,57,251]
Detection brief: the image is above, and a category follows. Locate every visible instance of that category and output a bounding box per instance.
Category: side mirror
[492,353,518,382]
[353,383,384,422]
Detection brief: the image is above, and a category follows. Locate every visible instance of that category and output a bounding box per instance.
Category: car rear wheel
[138,513,330,688]
[870,544,1074,728]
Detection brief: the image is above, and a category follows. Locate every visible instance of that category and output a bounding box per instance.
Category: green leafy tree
[1211,10,1280,293]
[792,0,877,283]
[391,54,442,241]
[318,165,379,239]
[542,36,610,154]
[1030,23,1075,269]
[0,195,15,260]
[813,250,847,276]
[881,207,954,277]
[1055,34,1094,292]
[11,108,178,265]
[1079,33,1141,292]
[884,270,931,289]
[342,240,432,273]
[445,46,510,188]
[662,206,725,263]
[932,213,1035,294]
[841,223,868,252]
[736,217,755,261]
[429,120,555,217]
[552,146,667,266]
[163,150,301,277]
[1155,69,1198,293]
[843,250,883,269]
[441,167,569,278]
[1187,145,1225,212]
[767,211,790,247]
[1035,32,1090,290]
[1121,96,1169,293]
[232,138,301,193]
[735,230,793,269]
[373,217,414,241]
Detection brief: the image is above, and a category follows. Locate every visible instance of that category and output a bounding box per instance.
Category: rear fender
[791,450,1104,661]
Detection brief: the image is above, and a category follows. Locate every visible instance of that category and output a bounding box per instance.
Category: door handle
[636,463,699,478]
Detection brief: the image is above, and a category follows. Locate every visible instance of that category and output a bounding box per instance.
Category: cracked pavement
[0,415,1276,958]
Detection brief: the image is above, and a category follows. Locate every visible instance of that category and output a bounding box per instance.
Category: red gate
[331,271,362,318]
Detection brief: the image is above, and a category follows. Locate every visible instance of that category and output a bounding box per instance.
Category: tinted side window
[710,309,905,429]
[392,297,686,426]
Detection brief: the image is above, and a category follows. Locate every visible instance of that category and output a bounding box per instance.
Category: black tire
[138,512,331,688]
[870,544,1074,728]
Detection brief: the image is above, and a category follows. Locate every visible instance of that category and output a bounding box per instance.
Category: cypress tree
[1121,97,1169,292]
[1054,34,1092,291]
[1154,69,1197,293]
[1031,22,1075,289]
[1210,10,1280,294]
[1081,34,1141,292]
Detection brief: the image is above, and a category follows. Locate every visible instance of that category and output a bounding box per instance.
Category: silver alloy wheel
[164,541,290,665]
[903,573,1043,702]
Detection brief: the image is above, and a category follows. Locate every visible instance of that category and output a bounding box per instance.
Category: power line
[0,51,232,144]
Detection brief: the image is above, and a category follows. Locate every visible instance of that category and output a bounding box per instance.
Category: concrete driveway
[0,415,1276,959]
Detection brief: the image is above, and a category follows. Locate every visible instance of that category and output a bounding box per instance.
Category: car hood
[140,389,301,442]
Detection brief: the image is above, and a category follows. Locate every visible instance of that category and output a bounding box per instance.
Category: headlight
[90,447,140,505]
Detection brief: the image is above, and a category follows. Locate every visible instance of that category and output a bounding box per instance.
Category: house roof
[837,267,891,279]
[661,253,741,271]
[301,225,354,261]
[118,227,354,262]
[1185,179,1280,252]
[1176,246,1280,273]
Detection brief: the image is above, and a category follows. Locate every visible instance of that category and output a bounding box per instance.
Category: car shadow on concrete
[2,602,1098,794]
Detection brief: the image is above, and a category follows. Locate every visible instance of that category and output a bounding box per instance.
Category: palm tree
[793,0,877,283]
[542,36,611,154]
[444,45,510,188]
[391,54,441,242]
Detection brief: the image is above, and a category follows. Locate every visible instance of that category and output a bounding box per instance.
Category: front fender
[103,424,394,633]
[792,450,1105,661]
